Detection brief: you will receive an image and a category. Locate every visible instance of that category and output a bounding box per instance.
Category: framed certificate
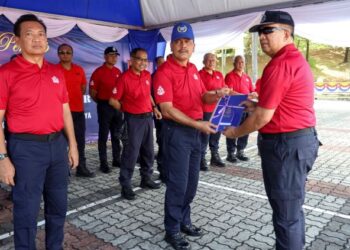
[209,95,247,132]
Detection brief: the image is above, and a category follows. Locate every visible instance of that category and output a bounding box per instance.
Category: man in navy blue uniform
[0,14,78,249]
[224,11,319,250]
[109,48,161,200]
[153,22,230,250]
[89,47,124,173]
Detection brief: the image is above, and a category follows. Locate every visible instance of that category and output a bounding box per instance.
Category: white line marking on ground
[0,187,141,241]
[2,179,348,241]
[199,181,350,220]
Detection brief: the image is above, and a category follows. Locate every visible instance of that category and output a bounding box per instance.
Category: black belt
[9,131,62,142]
[125,112,153,119]
[260,127,316,140]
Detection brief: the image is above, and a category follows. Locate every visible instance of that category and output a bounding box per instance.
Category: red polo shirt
[58,63,86,112]
[112,68,152,114]
[153,55,206,120]
[199,68,225,112]
[258,44,316,133]
[225,70,254,94]
[89,64,121,101]
[0,56,68,134]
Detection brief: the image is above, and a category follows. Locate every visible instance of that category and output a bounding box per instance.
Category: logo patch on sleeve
[90,80,94,86]
[157,86,165,96]
[112,87,117,94]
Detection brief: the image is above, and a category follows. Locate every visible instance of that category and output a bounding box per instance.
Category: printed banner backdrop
[0,15,131,142]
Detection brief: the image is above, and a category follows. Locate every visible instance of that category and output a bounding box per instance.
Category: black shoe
[200,158,209,171]
[164,232,191,250]
[100,163,111,173]
[140,179,161,189]
[158,172,166,183]
[112,159,121,168]
[76,165,95,178]
[121,186,136,200]
[180,224,203,237]
[226,153,237,163]
[210,152,226,167]
[236,151,249,161]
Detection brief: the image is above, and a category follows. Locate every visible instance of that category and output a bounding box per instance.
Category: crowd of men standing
[0,10,319,250]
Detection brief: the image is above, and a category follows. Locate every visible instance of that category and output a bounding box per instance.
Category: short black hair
[130,48,147,58]
[155,56,164,63]
[14,14,47,37]
[57,43,73,54]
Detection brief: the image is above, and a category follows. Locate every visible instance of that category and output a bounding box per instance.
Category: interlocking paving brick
[1,100,350,249]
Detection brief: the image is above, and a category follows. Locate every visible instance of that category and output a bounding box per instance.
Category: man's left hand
[153,107,162,120]
[68,145,79,169]
[223,126,239,139]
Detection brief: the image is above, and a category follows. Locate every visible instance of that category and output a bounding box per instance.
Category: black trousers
[258,130,319,250]
[119,113,154,187]
[200,112,221,159]
[154,117,163,173]
[162,120,201,234]
[226,112,249,153]
[71,112,86,168]
[97,101,124,164]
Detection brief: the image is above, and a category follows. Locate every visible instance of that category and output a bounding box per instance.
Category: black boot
[112,158,121,168]
[226,152,237,163]
[100,162,111,173]
[76,165,95,177]
[200,158,209,171]
[164,232,191,250]
[236,150,249,161]
[121,186,136,200]
[140,178,161,189]
[210,152,225,167]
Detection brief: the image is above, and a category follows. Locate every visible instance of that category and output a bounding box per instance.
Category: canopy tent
[1,0,350,47]
[1,0,350,140]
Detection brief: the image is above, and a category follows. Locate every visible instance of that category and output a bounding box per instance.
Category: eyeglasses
[132,56,148,63]
[258,27,288,35]
[58,51,72,55]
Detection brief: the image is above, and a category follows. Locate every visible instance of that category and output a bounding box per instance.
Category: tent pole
[252,32,259,84]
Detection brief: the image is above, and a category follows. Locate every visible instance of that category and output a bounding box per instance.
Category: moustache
[178,49,189,53]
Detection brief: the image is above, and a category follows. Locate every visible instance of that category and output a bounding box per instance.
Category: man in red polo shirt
[199,53,226,170]
[153,22,230,250]
[58,43,94,178]
[0,14,78,249]
[224,55,255,163]
[89,47,124,173]
[110,48,161,200]
[224,10,319,250]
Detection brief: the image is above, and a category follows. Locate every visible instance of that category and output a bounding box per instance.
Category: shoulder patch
[157,86,165,96]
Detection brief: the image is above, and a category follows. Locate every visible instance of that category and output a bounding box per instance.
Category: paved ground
[0,99,350,250]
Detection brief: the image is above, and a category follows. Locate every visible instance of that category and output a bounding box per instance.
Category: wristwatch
[0,153,8,160]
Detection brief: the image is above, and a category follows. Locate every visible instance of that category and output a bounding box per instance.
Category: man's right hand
[194,121,217,134]
[0,158,15,186]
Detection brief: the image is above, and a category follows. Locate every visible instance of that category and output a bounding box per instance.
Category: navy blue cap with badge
[104,46,120,55]
[171,22,194,42]
[249,10,294,33]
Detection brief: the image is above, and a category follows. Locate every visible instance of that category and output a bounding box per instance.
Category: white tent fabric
[2,1,350,46]
[160,12,260,53]
[141,0,293,27]
[287,1,350,47]
[0,7,128,42]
